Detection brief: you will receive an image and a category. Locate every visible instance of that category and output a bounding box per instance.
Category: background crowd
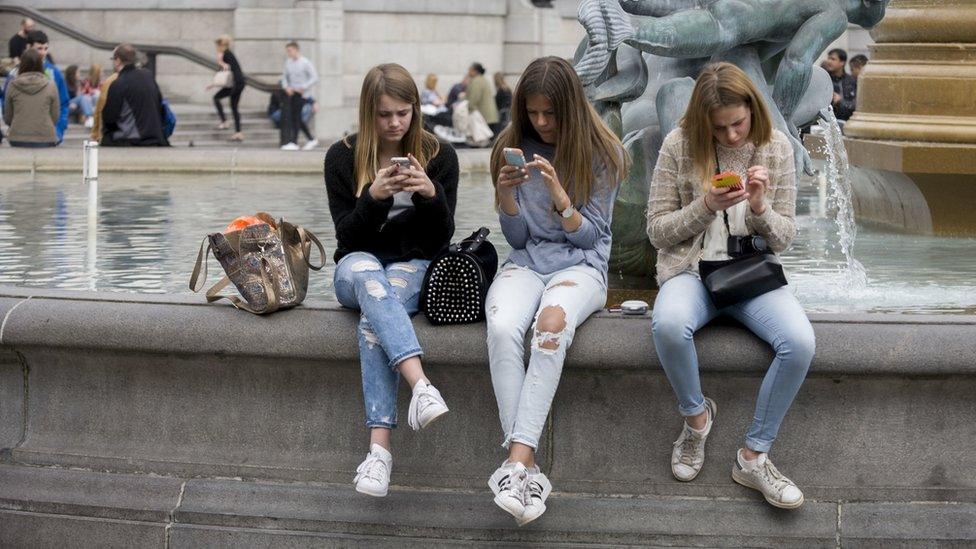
[0,16,867,149]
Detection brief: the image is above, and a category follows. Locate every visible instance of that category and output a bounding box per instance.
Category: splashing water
[817,108,867,292]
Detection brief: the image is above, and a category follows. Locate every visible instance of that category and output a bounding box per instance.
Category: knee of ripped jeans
[532,305,568,355]
[362,279,388,299]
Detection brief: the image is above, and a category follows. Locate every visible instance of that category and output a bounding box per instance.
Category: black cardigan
[324,134,459,264]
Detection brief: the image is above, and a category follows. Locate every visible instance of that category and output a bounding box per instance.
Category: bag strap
[714,144,757,237]
[461,227,491,254]
[297,226,327,271]
[203,258,279,314]
[189,236,211,292]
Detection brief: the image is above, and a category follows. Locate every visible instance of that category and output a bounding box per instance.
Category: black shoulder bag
[419,227,498,325]
[697,148,787,309]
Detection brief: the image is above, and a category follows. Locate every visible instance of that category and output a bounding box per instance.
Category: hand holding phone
[503,148,526,168]
[712,171,742,189]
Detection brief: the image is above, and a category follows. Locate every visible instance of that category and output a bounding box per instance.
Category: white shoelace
[676,427,705,467]
[756,458,793,495]
[498,467,528,500]
[354,454,388,484]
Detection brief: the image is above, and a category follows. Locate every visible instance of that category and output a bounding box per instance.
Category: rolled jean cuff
[502,433,539,451]
[365,419,397,429]
[387,349,423,371]
[745,436,773,453]
[679,398,707,418]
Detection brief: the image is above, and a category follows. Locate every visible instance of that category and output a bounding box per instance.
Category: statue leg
[655,77,695,139]
[771,10,848,130]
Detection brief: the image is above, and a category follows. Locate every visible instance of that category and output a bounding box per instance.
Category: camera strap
[714,143,756,237]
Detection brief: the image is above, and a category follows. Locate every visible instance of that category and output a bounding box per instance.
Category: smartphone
[503,148,526,168]
[712,171,742,188]
[391,157,411,170]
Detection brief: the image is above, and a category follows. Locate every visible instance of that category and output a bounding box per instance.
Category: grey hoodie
[3,71,59,144]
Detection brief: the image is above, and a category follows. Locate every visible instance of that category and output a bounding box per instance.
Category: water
[816,109,867,292]
[1,172,975,314]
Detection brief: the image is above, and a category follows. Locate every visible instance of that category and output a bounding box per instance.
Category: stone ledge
[1,287,974,376]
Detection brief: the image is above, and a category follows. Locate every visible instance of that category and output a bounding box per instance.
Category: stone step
[2,464,972,547]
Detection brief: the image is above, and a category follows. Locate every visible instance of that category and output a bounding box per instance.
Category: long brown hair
[680,62,773,190]
[490,56,628,205]
[347,63,440,197]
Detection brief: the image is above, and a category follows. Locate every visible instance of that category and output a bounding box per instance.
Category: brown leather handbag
[189,212,325,314]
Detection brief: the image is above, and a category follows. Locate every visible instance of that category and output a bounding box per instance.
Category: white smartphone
[503,148,526,168]
[391,157,411,170]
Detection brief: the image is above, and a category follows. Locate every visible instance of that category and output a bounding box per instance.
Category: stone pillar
[304,0,348,140]
[843,0,976,235]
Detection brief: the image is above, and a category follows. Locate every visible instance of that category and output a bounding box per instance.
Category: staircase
[60,103,287,149]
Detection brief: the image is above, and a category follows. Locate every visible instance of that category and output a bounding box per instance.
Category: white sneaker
[671,397,716,481]
[407,379,449,430]
[280,142,300,151]
[354,443,392,497]
[517,468,552,526]
[301,138,319,151]
[489,461,529,519]
[84,117,94,129]
[732,450,804,509]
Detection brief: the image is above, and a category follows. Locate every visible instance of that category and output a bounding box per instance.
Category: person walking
[208,35,245,142]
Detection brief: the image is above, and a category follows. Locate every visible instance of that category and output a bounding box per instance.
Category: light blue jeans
[333,252,429,429]
[486,263,607,450]
[651,272,815,453]
[69,94,94,118]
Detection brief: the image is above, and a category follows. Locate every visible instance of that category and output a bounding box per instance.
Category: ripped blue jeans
[334,252,430,429]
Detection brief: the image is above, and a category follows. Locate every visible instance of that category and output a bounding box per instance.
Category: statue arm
[772,8,847,123]
[620,0,701,16]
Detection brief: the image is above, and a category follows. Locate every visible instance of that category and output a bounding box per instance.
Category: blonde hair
[680,62,773,190]
[347,63,440,197]
[88,64,102,87]
[490,56,628,206]
[215,35,232,51]
[424,73,438,91]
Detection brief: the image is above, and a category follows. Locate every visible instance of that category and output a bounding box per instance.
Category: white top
[387,190,415,220]
[701,141,756,261]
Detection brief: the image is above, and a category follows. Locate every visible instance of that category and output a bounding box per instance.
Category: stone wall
[1,0,584,138]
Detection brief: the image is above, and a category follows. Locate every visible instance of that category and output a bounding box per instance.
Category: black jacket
[101,64,169,146]
[324,134,459,264]
[831,72,857,121]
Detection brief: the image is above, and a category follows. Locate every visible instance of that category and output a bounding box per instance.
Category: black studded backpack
[419,227,498,325]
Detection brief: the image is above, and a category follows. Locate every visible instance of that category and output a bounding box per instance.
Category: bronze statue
[575,0,889,280]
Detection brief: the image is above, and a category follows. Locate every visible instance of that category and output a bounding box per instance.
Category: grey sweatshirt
[498,138,621,286]
[280,56,318,99]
